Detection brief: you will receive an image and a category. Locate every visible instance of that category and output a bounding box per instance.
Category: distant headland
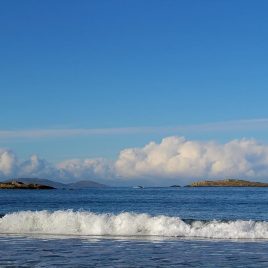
[0,178,108,190]
[0,181,55,190]
[188,179,268,187]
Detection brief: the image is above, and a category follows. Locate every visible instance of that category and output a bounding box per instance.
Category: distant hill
[3,178,108,189]
[68,180,107,188]
[189,179,268,187]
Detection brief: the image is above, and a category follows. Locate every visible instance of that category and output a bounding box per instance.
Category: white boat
[133,185,144,189]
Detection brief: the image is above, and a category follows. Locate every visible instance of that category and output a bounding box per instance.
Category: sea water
[1,187,268,267]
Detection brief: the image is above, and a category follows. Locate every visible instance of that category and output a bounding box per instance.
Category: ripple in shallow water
[1,235,268,267]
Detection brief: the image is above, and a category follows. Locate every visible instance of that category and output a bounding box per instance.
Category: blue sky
[1,1,268,183]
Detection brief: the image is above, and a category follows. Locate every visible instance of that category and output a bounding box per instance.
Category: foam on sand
[0,210,268,239]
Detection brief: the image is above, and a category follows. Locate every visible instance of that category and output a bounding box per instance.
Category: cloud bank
[1,136,268,184]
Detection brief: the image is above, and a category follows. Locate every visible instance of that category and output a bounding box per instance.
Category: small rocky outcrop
[189,179,268,187]
[0,181,55,190]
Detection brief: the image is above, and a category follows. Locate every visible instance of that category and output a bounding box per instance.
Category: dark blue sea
[1,187,268,267]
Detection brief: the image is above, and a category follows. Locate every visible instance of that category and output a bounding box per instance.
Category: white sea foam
[0,210,268,239]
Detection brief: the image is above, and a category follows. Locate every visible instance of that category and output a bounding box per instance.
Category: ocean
[1,187,268,267]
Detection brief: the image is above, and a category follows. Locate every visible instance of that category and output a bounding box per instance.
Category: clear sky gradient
[1,0,268,163]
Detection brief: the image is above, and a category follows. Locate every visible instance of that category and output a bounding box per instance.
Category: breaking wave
[0,210,268,239]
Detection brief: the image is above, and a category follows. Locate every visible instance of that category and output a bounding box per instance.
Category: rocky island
[0,181,55,190]
[189,179,268,187]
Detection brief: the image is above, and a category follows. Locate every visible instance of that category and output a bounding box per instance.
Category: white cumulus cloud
[115,136,268,182]
[0,149,17,177]
[19,155,58,179]
[57,158,114,180]
[0,151,114,183]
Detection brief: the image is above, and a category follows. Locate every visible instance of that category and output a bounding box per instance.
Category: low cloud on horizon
[1,136,268,185]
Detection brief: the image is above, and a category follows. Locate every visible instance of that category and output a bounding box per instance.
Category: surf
[1,210,268,239]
